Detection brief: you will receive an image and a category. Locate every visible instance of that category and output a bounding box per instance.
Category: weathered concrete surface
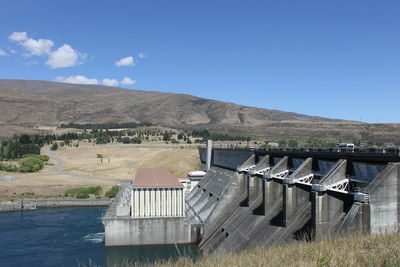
[197,148,400,253]
[312,160,350,239]
[189,168,247,241]
[366,162,400,234]
[0,199,111,212]
[336,202,370,235]
[103,217,199,246]
[212,149,253,170]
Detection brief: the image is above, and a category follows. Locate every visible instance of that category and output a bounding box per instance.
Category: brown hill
[0,79,399,144]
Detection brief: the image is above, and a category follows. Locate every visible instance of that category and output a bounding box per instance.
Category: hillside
[0,79,399,144]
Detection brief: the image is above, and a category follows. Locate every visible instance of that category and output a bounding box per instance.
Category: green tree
[163,132,171,141]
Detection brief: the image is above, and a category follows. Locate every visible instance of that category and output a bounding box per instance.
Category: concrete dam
[103,145,400,253]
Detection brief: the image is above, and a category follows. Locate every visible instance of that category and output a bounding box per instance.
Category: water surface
[0,207,199,266]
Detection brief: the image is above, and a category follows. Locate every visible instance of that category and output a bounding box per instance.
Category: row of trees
[268,138,364,148]
[191,129,251,142]
[0,134,43,159]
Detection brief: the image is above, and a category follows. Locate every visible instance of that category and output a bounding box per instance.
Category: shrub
[19,156,45,172]
[76,193,89,199]
[65,186,102,197]
[105,186,119,198]
[51,142,59,151]
[0,162,19,172]
[37,155,49,162]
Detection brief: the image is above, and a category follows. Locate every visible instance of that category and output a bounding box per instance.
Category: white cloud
[9,31,53,56]
[102,78,119,87]
[54,75,98,85]
[9,32,28,42]
[138,53,147,59]
[115,56,134,67]
[46,44,86,69]
[0,49,7,56]
[121,77,136,85]
[9,31,86,68]
[23,38,54,56]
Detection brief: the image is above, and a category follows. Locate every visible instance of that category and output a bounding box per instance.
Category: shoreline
[0,198,112,212]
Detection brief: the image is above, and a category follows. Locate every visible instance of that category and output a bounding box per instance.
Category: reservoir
[0,207,199,267]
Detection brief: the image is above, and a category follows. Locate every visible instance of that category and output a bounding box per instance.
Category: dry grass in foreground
[149,233,400,267]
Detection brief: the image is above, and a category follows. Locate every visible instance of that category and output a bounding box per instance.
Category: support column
[162,189,166,216]
[283,180,296,227]
[172,189,176,216]
[177,189,181,216]
[179,189,183,216]
[144,189,149,217]
[156,189,160,217]
[311,185,328,240]
[150,189,155,217]
[182,189,186,216]
[264,177,281,214]
[312,159,349,239]
[139,189,144,217]
[206,140,213,171]
[130,189,134,218]
[167,189,172,216]
[134,189,139,217]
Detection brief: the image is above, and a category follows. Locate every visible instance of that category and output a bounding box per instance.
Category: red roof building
[131,168,185,218]
[132,168,184,189]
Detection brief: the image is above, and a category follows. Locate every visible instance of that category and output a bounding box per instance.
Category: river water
[0,207,199,267]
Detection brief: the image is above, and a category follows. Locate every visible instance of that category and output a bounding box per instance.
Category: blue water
[0,207,199,267]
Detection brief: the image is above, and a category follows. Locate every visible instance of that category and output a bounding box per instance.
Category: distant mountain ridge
[0,79,399,145]
[0,79,337,126]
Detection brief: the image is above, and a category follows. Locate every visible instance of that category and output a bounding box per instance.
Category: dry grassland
[58,142,200,179]
[149,233,400,267]
[0,142,200,198]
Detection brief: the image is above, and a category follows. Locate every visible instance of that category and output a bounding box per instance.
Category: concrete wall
[0,199,111,212]
[196,168,247,233]
[367,163,400,234]
[212,149,253,170]
[131,188,185,218]
[336,202,370,235]
[103,217,199,246]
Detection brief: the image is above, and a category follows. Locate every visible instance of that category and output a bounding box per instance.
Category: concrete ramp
[200,193,265,252]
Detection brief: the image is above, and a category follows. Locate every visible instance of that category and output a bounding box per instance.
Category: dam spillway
[103,146,400,253]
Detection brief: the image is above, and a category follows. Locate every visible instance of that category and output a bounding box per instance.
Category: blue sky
[0,0,399,123]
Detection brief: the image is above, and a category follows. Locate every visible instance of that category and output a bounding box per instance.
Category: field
[0,142,200,199]
[152,233,400,267]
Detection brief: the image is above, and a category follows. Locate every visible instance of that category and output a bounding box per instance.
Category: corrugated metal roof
[132,168,184,189]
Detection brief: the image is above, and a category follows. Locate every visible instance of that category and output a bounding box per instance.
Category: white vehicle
[188,171,207,177]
